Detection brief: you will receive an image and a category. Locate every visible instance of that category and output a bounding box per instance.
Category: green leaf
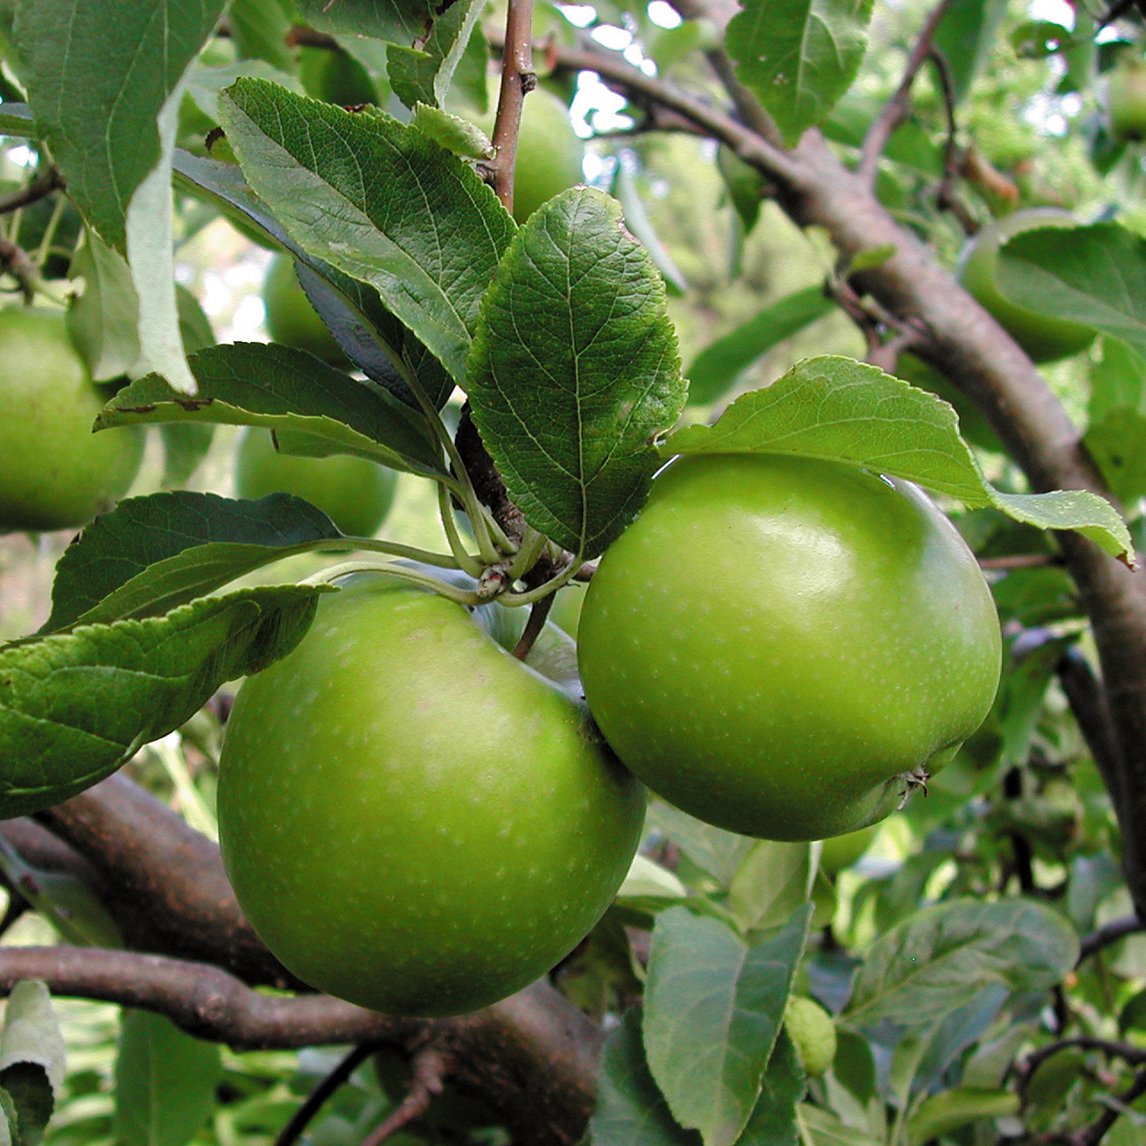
[736,1030,803,1146]
[997,223,1146,362]
[467,188,686,558]
[932,0,1009,103]
[613,157,689,297]
[113,1011,222,1146]
[647,804,754,889]
[905,1086,1018,1145]
[218,78,515,386]
[295,0,433,48]
[171,151,455,410]
[845,898,1079,1030]
[98,342,444,477]
[727,841,813,935]
[43,491,346,632]
[0,584,325,817]
[1086,409,1146,505]
[12,0,224,250]
[386,0,486,110]
[795,1103,885,1146]
[644,905,811,1146]
[66,233,141,382]
[663,355,1134,563]
[726,0,873,146]
[686,287,836,406]
[590,1009,701,1145]
[0,982,65,1146]
[228,0,295,71]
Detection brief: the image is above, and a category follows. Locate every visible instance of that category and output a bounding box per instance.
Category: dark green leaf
[228,0,295,71]
[98,342,444,477]
[932,0,1009,103]
[643,905,811,1146]
[795,1103,884,1146]
[0,585,325,817]
[114,1011,222,1146]
[295,0,432,48]
[727,842,813,935]
[589,1009,700,1145]
[997,223,1146,361]
[218,78,515,386]
[0,982,64,1146]
[43,491,346,632]
[727,0,873,145]
[686,287,836,406]
[613,157,689,297]
[467,188,686,557]
[736,1030,803,1146]
[906,1087,1018,1146]
[647,803,754,889]
[664,356,1133,562]
[12,0,225,250]
[172,151,454,409]
[845,898,1079,1029]
[386,0,486,109]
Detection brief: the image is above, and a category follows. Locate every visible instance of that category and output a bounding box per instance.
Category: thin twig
[858,0,956,183]
[1079,915,1146,963]
[490,0,537,215]
[0,166,64,216]
[512,593,555,660]
[1076,1066,1146,1146]
[928,47,979,233]
[276,1043,381,1146]
[361,1047,453,1146]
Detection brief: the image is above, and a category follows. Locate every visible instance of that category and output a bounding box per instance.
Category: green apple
[784,995,837,1077]
[233,428,397,538]
[217,574,646,1016]
[0,305,144,532]
[956,208,1096,363]
[1107,57,1146,142]
[468,77,584,223]
[262,253,348,366]
[577,453,1002,842]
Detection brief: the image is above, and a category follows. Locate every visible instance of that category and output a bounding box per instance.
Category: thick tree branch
[18,774,602,1143]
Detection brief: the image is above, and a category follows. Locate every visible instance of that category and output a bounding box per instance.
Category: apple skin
[956,208,1096,363]
[0,306,144,532]
[233,428,397,537]
[217,574,646,1016]
[469,79,584,223]
[1107,58,1146,142]
[262,253,348,366]
[577,453,1002,842]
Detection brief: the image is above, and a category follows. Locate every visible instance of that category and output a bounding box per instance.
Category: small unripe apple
[0,305,144,532]
[218,574,646,1016]
[956,208,1096,363]
[1107,57,1146,143]
[578,453,1002,842]
[261,254,348,366]
[233,428,397,537]
[467,76,584,223]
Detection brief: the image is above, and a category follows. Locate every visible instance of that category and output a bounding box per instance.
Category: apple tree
[1,0,1146,1142]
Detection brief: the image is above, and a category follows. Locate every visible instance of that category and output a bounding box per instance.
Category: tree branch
[21,774,602,1144]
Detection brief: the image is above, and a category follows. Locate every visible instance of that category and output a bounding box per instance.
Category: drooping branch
[14,774,603,1144]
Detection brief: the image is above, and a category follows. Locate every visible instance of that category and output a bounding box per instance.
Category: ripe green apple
[262,253,348,366]
[0,305,144,532]
[956,208,1096,363]
[468,77,584,223]
[217,574,646,1016]
[233,428,397,537]
[577,453,1002,842]
[1107,57,1146,142]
